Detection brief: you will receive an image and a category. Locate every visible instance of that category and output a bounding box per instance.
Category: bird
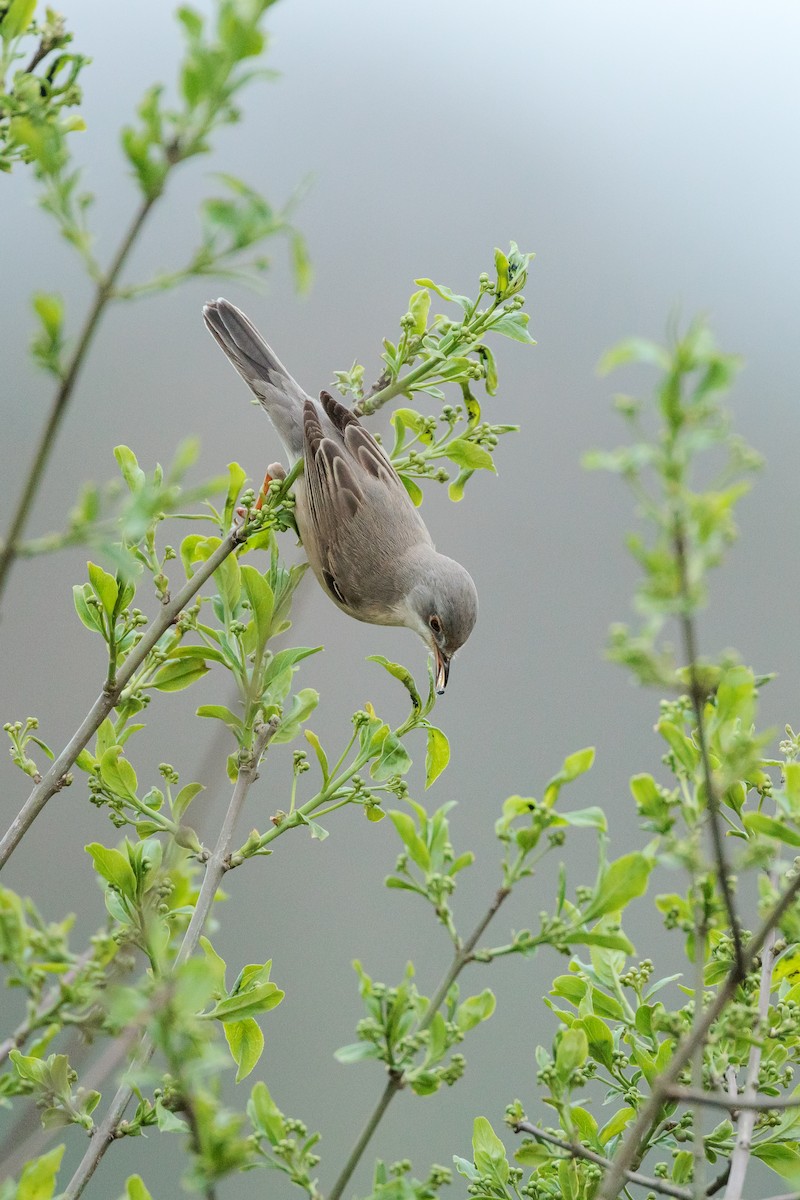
[202,299,478,694]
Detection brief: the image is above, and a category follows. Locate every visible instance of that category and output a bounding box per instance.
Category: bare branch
[512,1121,694,1200]
[597,871,800,1200]
[0,528,244,869]
[666,1086,799,1113]
[674,523,745,980]
[0,195,157,606]
[723,924,778,1200]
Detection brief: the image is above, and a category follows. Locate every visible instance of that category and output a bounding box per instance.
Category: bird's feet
[254,462,287,511]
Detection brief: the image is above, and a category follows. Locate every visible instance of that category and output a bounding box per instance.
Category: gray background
[2,0,799,1195]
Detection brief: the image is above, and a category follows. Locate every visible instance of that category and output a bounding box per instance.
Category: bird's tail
[203,298,308,458]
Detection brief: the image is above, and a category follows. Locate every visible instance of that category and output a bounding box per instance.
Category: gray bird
[203,299,478,693]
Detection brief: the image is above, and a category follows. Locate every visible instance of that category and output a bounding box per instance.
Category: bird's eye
[429,615,442,637]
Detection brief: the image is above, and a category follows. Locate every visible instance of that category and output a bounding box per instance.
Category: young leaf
[388,810,430,871]
[85,843,137,900]
[425,725,450,789]
[367,655,422,713]
[16,1144,66,1200]
[584,853,652,921]
[444,438,496,473]
[472,1116,509,1185]
[87,562,119,617]
[224,1017,265,1082]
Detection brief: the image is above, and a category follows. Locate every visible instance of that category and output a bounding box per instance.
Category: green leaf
[455,989,496,1032]
[16,1144,66,1200]
[414,277,471,311]
[196,704,244,739]
[215,552,242,613]
[173,782,204,820]
[247,1081,285,1144]
[556,1027,588,1079]
[472,1116,509,1185]
[408,288,431,335]
[597,337,670,375]
[33,292,64,338]
[72,585,105,634]
[114,446,146,493]
[241,565,275,654]
[87,562,119,617]
[206,982,284,1023]
[425,725,450,789]
[123,1177,154,1200]
[584,852,652,921]
[448,468,473,502]
[490,310,536,344]
[199,936,227,992]
[334,1041,382,1064]
[543,747,595,807]
[367,655,422,713]
[272,688,319,744]
[371,731,412,782]
[672,1150,694,1185]
[599,1106,635,1145]
[752,1142,800,1185]
[577,1015,614,1070]
[154,1098,189,1132]
[388,810,430,870]
[1,0,37,41]
[224,461,247,526]
[304,730,329,783]
[444,438,496,473]
[85,843,137,900]
[151,658,211,692]
[99,746,139,800]
[399,474,423,506]
[224,1017,264,1082]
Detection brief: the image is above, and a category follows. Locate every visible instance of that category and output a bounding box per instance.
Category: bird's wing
[302,392,428,611]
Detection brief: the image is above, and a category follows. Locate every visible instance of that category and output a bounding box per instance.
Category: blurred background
[2,0,800,1194]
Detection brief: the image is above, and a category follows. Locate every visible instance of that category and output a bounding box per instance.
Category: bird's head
[403,552,478,694]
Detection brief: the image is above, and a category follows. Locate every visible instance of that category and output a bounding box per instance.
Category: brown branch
[512,1121,694,1200]
[666,1085,799,1113]
[723,924,777,1200]
[597,871,800,1200]
[0,528,244,869]
[673,524,745,981]
[0,194,157,606]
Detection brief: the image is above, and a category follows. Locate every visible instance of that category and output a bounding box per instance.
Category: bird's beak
[434,646,450,695]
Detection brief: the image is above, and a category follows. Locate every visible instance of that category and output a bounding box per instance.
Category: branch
[326,886,510,1200]
[723,923,777,1200]
[0,948,92,1067]
[0,194,157,606]
[511,1120,694,1200]
[665,1086,799,1112]
[674,524,745,980]
[597,871,800,1200]
[62,718,280,1200]
[0,528,244,869]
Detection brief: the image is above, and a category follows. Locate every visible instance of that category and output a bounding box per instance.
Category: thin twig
[326,886,511,1200]
[723,923,777,1200]
[0,948,92,1067]
[0,194,157,606]
[0,529,243,869]
[691,910,707,1199]
[674,524,746,980]
[512,1121,694,1200]
[666,1086,799,1112]
[62,718,280,1200]
[597,871,800,1200]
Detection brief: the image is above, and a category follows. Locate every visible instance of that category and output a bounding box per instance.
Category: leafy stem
[62,717,281,1200]
[327,885,510,1200]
